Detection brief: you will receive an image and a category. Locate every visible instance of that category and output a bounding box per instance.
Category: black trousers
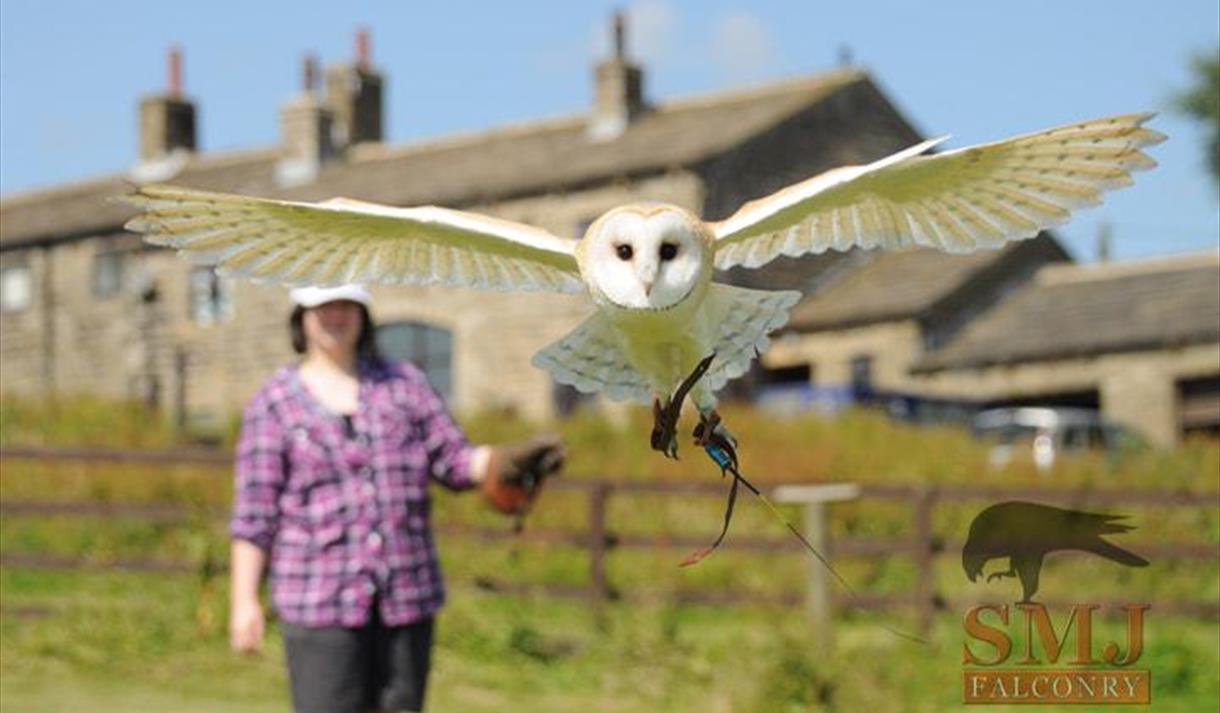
[281,612,435,713]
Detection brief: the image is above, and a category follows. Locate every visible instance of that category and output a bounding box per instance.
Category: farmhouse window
[188,266,233,325]
[92,250,126,298]
[376,321,454,400]
[0,264,31,312]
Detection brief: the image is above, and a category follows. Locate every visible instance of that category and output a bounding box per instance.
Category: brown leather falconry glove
[482,434,565,517]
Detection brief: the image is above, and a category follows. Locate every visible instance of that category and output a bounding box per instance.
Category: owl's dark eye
[659,243,678,261]
[615,244,634,261]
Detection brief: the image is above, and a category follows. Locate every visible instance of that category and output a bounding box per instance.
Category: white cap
[289,284,373,308]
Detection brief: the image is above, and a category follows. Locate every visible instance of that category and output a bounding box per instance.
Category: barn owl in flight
[124,113,1163,460]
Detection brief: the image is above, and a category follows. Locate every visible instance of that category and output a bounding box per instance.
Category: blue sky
[1,0,1217,261]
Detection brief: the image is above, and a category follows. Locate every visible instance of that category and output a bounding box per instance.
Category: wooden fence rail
[3,446,1219,629]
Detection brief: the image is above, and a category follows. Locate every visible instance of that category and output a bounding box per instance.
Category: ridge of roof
[653,66,865,112]
[1036,249,1219,285]
[346,67,866,166]
[0,146,278,208]
[347,113,585,164]
[0,173,124,209]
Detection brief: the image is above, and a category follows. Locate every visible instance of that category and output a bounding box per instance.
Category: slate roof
[0,69,863,249]
[780,236,1069,332]
[913,252,1220,370]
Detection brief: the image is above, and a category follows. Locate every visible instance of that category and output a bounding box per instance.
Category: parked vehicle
[972,407,1142,471]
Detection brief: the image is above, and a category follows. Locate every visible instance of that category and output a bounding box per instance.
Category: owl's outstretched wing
[123,185,584,293]
[710,113,1165,270]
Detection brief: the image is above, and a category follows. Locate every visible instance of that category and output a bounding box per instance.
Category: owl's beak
[642,281,654,297]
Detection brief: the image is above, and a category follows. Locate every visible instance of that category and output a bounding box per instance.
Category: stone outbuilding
[912,252,1220,446]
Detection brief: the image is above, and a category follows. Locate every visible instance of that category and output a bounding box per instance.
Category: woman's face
[302,300,363,355]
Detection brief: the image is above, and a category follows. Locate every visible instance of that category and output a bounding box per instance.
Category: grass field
[1,396,1218,711]
[2,569,1218,713]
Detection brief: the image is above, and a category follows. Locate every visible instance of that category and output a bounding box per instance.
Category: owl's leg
[692,409,721,444]
[692,385,739,474]
[650,352,717,460]
[650,398,679,459]
[693,409,739,473]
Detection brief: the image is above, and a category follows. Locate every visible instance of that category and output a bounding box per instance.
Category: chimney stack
[589,11,646,140]
[277,53,336,186]
[138,46,197,162]
[325,28,384,148]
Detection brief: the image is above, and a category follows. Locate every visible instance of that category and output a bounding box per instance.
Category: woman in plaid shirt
[228,284,563,713]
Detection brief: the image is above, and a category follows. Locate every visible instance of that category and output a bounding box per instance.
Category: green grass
[1,394,1218,711]
[1,569,1217,713]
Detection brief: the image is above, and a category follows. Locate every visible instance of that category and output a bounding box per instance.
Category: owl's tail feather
[531,312,653,404]
[698,284,803,398]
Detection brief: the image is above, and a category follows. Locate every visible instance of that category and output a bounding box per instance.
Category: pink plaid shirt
[230,359,477,627]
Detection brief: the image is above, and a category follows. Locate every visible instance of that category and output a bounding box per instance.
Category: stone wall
[763,315,1219,447]
[915,344,1220,447]
[764,320,924,392]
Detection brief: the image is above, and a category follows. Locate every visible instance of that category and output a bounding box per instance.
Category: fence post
[588,482,611,616]
[772,483,860,652]
[913,487,938,636]
[173,347,188,435]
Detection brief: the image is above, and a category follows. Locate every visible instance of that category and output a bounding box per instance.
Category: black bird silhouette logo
[962,501,1149,603]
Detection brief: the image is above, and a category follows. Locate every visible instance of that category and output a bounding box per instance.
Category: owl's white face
[580,205,709,310]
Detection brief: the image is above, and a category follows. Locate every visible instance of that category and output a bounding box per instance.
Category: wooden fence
[2,445,1218,632]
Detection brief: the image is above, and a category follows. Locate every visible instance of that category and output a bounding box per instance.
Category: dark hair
[290,302,382,363]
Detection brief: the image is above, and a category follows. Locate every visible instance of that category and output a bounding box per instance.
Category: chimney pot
[837,45,854,67]
[168,46,182,96]
[356,28,371,68]
[613,11,625,59]
[303,53,319,93]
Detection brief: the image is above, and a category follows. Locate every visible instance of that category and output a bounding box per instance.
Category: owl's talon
[651,398,680,459]
[650,353,717,460]
[692,410,721,447]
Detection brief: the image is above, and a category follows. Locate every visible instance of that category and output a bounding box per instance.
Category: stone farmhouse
[2,20,1215,446]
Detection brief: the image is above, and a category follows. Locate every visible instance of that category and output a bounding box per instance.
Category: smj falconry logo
[960,501,1152,705]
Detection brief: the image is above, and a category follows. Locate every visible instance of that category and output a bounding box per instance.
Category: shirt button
[364,581,376,595]
[362,482,376,498]
[367,531,383,548]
